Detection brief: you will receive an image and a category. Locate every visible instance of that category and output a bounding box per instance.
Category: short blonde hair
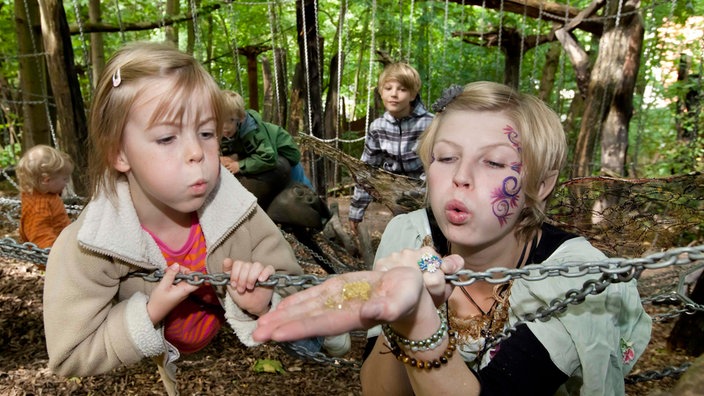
[16,144,74,193]
[377,63,422,96]
[87,41,224,200]
[418,81,567,240]
[221,90,246,120]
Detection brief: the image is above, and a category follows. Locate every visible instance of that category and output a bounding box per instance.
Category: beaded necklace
[448,235,534,360]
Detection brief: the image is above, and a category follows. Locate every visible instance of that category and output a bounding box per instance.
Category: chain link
[0,238,50,265]
[278,341,362,368]
[625,362,692,384]
[1,236,703,382]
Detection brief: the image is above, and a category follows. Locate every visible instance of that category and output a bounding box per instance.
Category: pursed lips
[190,179,208,195]
[445,199,470,224]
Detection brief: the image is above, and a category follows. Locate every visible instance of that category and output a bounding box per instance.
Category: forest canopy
[0,0,702,192]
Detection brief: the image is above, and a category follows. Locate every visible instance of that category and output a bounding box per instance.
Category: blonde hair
[16,144,74,193]
[418,81,567,240]
[377,62,422,96]
[221,90,246,120]
[87,41,224,199]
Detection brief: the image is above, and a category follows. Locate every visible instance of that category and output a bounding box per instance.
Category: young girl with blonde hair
[255,81,651,395]
[43,41,302,395]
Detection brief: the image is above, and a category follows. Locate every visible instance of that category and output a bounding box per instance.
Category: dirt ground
[0,197,698,395]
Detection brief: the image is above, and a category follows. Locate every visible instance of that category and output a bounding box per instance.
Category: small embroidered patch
[620,338,635,364]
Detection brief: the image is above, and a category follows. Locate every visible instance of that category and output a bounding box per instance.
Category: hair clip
[112,67,122,87]
[431,84,464,113]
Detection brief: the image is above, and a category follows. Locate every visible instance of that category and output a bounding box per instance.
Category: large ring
[417,253,442,273]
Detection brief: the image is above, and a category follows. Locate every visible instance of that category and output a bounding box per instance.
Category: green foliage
[0,142,21,168]
[2,0,703,182]
[252,358,285,374]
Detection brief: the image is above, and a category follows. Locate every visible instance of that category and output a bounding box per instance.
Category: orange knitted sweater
[19,191,71,249]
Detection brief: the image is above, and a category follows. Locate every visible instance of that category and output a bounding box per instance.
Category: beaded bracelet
[388,330,458,370]
[381,308,448,352]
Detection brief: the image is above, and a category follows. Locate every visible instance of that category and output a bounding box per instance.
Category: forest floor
[0,197,698,395]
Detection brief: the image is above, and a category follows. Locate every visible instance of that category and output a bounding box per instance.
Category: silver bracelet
[382,308,448,352]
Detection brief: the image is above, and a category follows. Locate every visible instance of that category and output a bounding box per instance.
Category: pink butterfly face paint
[490,125,523,227]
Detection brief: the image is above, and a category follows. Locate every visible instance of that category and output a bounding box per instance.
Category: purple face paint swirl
[504,125,521,153]
[510,161,522,174]
[491,176,521,226]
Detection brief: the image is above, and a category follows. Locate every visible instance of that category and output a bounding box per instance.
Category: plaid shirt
[349,100,433,222]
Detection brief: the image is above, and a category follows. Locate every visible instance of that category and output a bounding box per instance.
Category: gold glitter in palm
[325,281,372,309]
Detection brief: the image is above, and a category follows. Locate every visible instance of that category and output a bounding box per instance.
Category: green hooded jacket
[220,109,302,175]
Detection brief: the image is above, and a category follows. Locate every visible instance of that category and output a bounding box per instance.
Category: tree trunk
[288,62,304,135]
[571,0,643,178]
[37,0,89,195]
[538,41,561,102]
[185,0,197,55]
[205,13,213,74]
[296,0,325,197]
[246,52,259,111]
[273,48,288,128]
[164,0,179,46]
[351,14,369,119]
[15,0,52,148]
[261,55,273,122]
[599,6,643,177]
[323,52,342,187]
[88,0,104,88]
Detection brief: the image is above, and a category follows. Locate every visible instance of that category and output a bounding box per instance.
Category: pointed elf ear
[537,170,559,202]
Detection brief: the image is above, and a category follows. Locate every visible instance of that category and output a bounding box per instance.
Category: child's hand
[253,266,431,343]
[146,263,200,325]
[375,247,463,308]
[223,258,275,317]
[219,156,240,174]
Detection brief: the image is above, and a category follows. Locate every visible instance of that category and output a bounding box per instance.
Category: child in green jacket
[219,90,313,208]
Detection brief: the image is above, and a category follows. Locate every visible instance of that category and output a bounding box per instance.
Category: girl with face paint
[254,82,651,396]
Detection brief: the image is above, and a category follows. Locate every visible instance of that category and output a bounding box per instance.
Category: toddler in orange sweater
[16,144,74,249]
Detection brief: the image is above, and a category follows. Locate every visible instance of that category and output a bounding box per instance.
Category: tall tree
[296,0,324,196]
[165,0,179,46]
[15,0,52,148]
[88,0,104,88]
[571,0,643,177]
[37,0,88,194]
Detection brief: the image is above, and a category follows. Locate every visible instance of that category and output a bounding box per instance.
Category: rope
[518,1,528,88]
[301,0,314,136]
[189,0,202,53]
[407,0,415,62]
[113,0,126,42]
[363,0,378,139]
[268,1,283,122]
[70,0,94,94]
[495,0,505,82]
[226,2,245,94]
[530,2,544,90]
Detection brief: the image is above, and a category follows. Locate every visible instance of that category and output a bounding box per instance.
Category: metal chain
[277,341,361,368]
[625,362,692,384]
[1,238,701,382]
[0,238,49,265]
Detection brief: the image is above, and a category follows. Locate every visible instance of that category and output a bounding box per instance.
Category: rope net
[548,172,704,258]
